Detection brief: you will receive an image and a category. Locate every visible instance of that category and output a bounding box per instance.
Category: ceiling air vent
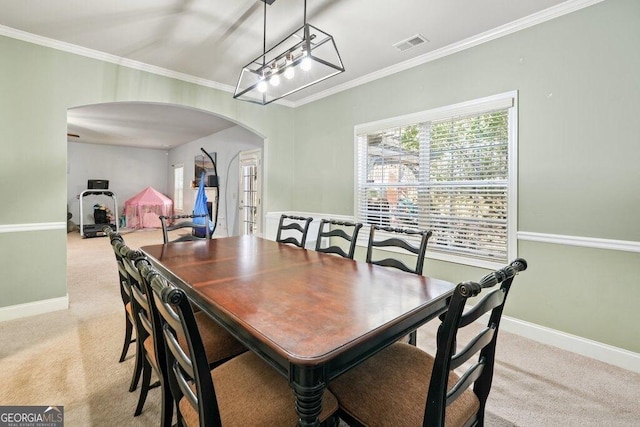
[393,34,429,52]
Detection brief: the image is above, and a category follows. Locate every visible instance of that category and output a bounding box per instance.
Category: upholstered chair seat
[329,259,527,427]
[178,310,246,364]
[178,351,338,427]
[329,342,479,427]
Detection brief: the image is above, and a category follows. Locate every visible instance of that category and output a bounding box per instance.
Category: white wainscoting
[0,222,68,321]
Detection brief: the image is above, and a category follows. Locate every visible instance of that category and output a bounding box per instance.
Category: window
[173,164,184,212]
[355,92,517,268]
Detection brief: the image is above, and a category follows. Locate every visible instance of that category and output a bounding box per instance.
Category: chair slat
[321,245,349,258]
[172,359,199,411]
[150,277,182,333]
[163,326,194,379]
[371,237,421,254]
[446,360,485,406]
[315,219,362,259]
[373,258,414,274]
[450,326,495,370]
[459,289,505,328]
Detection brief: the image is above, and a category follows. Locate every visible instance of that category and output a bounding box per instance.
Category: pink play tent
[124,186,173,229]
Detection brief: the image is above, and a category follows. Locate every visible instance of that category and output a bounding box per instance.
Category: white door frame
[238,149,262,236]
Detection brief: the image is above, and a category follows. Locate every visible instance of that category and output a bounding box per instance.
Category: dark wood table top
[141,235,455,366]
[142,235,455,425]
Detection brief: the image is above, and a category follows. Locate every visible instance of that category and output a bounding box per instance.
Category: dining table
[140,235,455,427]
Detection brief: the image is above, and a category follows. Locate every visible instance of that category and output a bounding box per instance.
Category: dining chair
[104,227,136,363]
[366,225,432,275]
[144,265,339,427]
[120,246,164,419]
[366,225,432,345]
[159,213,212,244]
[120,250,247,424]
[315,219,363,259]
[328,258,528,427]
[106,230,147,396]
[275,214,313,248]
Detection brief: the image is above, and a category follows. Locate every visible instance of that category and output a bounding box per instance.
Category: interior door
[238,150,261,235]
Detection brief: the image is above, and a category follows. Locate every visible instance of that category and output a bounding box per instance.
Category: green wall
[0,35,295,308]
[1,0,638,354]
[291,0,640,352]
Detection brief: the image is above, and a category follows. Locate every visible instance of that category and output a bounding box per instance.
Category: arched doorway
[67,101,265,237]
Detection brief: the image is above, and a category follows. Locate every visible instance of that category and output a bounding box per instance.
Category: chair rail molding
[0,222,66,234]
[518,231,640,253]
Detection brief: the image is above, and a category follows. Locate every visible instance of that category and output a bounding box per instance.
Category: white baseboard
[0,296,69,322]
[500,315,640,374]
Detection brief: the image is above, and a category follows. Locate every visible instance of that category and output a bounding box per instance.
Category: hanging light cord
[304,0,307,25]
[262,0,266,66]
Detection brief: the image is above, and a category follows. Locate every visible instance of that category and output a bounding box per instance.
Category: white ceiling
[1,0,578,149]
[67,103,237,149]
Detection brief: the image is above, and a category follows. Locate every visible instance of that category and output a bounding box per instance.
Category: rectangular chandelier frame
[234,23,345,105]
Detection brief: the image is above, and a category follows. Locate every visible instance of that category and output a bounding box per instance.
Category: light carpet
[0,229,637,426]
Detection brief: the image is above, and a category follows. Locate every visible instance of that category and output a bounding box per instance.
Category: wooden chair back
[146,268,223,426]
[425,258,527,426]
[315,219,363,259]
[275,214,313,248]
[106,228,132,315]
[121,248,153,352]
[160,214,212,244]
[366,225,432,275]
[105,226,136,363]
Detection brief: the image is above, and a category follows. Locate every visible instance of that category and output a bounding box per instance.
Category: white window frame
[353,91,518,270]
[173,164,184,212]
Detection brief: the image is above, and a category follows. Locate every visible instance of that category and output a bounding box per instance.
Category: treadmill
[79,180,119,238]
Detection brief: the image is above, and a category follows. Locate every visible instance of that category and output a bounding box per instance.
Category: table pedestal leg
[292,367,324,427]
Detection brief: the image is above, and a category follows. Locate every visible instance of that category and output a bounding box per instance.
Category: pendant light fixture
[233,0,345,105]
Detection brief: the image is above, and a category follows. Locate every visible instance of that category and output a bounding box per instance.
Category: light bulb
[284,54,295,79]
[301,55,312,71]
[270,73,280,87]
[257,79,267,93]
[284,66,295,79]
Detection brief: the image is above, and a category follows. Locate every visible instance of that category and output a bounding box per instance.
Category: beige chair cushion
[142,336,157,370]
[329,342,480,427]
[178,351,338,427]
[176,311,247,364]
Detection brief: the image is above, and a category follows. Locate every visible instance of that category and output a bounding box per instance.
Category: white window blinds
[355,93,517,266]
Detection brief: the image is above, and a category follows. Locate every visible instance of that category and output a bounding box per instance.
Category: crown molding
[0,25,235,92]
[292,0,605,107]
[0,24,296,108]
[0,0,603,110]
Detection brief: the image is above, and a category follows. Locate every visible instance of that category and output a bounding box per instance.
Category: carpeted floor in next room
[0,228,638,426]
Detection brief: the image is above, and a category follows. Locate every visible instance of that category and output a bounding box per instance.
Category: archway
[67,101,265,237]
